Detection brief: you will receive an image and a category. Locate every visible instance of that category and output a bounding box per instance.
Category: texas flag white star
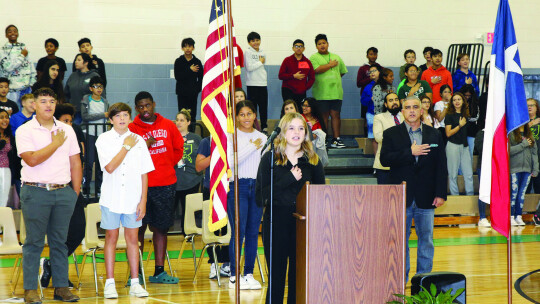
[504,43,522,81]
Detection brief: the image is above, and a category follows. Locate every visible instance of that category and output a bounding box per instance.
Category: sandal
[149,271,179,284]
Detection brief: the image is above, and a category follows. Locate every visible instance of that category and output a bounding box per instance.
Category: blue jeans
[227,179,263,276]
[406,201,435,282]
[511,172,531,216]
[467,136,475,161]
[366,112,374,138]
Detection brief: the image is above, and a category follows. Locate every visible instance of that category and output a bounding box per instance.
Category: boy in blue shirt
[452,53,480,95]
[10,93,34,136]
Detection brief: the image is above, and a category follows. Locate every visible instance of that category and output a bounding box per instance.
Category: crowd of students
[1,23,540,304]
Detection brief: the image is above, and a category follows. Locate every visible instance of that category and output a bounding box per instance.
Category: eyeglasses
[302,105,311,108]
[92,85,104,89]
[293,45,304,49]
[421,101,431,104]
[407,70,419,74]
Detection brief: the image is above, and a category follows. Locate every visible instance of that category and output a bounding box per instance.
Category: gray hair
[404,95,421,105]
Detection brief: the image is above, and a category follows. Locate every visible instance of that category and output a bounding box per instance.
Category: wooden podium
[294,183,406,303]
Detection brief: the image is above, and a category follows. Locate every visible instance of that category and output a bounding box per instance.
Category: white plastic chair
[0,207,24,295]
[177,193,203,273]
[193,200,231,287]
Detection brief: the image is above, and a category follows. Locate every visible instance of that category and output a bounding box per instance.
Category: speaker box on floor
[411,272,466,303]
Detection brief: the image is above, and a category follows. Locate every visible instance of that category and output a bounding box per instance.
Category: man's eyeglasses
[92,85,104,89]
[293,45,304,49]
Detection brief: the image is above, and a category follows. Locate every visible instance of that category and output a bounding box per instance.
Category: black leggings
[263,205,296,304]
[247,86,268,129]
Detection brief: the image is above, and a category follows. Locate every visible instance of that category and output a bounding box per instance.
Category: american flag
[201,0,240,231]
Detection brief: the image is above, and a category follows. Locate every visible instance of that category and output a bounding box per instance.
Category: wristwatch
[123,144,132,151]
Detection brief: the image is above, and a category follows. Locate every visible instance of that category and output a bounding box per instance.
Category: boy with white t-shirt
[244,31,268,132]
[95,102,154,299]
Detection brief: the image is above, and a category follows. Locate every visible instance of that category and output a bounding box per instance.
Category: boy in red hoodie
[278,39,315,109]
[129,91,183,283]
[421,49,453,103]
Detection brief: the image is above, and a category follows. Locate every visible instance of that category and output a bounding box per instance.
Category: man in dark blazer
[380,96,448,282]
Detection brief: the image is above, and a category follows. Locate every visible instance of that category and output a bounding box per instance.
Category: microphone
[261,127,281,154]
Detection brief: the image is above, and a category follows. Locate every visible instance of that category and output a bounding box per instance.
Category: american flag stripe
[201,0,239,231]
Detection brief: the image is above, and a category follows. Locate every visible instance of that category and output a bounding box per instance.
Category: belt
[22,181,69,191]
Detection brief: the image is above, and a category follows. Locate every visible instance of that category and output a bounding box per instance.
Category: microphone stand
[269,137,275,304]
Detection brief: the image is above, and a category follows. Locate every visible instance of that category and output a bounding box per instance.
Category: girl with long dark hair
[445,92,474,195]
[65,53,100,123]
[227,100,267,289]
[0,109,18,206]
[32,60,65,103]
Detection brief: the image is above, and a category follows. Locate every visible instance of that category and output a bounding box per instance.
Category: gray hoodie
[64,69,100,112]
[509,134,539,176]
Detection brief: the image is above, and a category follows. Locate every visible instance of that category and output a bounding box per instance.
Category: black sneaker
[533,214,540,226]
[39,258,51,288]
[331,138,346,149]
[325,138,331,148]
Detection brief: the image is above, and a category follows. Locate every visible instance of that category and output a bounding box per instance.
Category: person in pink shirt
[15,87,82,304]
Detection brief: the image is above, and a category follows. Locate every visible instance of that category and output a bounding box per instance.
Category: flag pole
[507,216,512,304]
[224,0,240,302]
[506,144,512,304]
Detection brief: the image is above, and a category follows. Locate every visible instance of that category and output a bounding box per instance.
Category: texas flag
[479,0,528,238]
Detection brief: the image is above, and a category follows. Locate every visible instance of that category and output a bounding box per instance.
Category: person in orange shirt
[421,49,452,103]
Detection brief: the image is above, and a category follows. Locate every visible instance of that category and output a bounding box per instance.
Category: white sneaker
[516,215,526,226]
[209,263,217,279]
[229,275,250,290]
[103,284,118,299]
[220,265,231,277]
[478,218,491,227]
[129,283,149,297]
[511,217,518,226]
[244,274,262,290]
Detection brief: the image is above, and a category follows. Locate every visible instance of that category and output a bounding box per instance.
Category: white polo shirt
[96,129,154,214]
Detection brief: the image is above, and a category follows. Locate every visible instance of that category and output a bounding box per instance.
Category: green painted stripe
[408,234,540,248]
[1,236,536,268]
[0,247,265,268]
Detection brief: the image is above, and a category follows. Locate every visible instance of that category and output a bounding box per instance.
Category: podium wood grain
[296,183,406,303]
